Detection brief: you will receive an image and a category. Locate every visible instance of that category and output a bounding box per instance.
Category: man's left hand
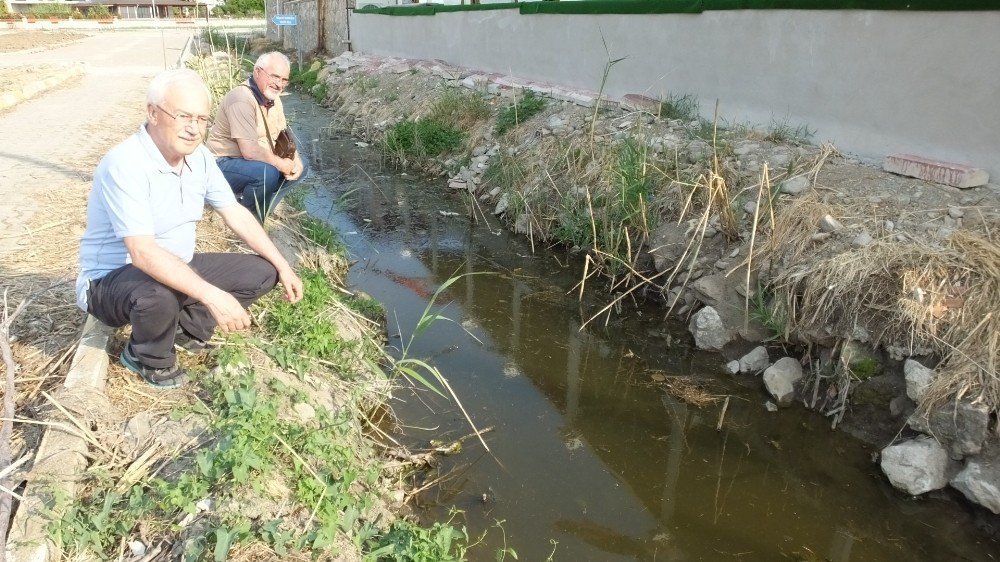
[286,154,304,181]
[278,268,304,303]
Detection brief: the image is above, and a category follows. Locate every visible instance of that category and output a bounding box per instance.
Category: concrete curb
[0,63,86,113]
[5,316,111,562]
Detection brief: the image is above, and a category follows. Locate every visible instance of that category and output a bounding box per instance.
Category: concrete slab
[884,153,989,188]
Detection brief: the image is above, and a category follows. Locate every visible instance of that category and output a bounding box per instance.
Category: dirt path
[0,30,191,263]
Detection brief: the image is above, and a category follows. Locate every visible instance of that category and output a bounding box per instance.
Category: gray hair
[146,69,211,106]
[254,52,291,70]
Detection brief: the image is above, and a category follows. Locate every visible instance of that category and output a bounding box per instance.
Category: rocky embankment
[308,51,1000,517]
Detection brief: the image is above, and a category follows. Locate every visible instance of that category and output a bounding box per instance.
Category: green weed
[658,93,700,121]
[346,292,386,323]
[290,64,321,92]
[384,119,465,160]
[367,519,468,561]
[433,89,491,130]
[552,139,657,273]
[483,152,527,195]
[750,284,788,341]
[850,357,880,380]
[495,90,546,135]
[300,214,345,253]
[356,74,380,93]
[764,119,814,144]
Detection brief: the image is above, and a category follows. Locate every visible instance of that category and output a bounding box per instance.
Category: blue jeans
[217,154,309,222]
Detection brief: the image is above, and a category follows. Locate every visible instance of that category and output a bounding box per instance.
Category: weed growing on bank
[495,90,546,135]
[385,119,465,160]
[658,93,700,122]
[290,62,329,101]
[383,89,493,163]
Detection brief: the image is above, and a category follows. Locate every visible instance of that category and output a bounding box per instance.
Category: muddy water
[287,96,997,561]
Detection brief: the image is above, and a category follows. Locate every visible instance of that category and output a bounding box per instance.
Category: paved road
[0,30,192,259]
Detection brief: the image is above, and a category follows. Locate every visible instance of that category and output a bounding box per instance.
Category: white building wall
[352,9,1000,178]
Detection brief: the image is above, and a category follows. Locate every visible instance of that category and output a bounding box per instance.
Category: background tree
[213,0,264,17]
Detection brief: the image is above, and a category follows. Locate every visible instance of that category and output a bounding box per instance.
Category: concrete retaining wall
[351,9,1000,179]
[267,0,350,57]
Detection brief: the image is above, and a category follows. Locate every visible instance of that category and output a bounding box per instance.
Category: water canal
[286,95,998,561]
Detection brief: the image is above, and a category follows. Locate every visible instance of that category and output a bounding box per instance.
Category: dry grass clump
[766,202,1000,412]
[649,371,723,408]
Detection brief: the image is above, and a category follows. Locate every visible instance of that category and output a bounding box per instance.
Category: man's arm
[235,137,298,175]
[123,236,252,332]
[216,203,304,303]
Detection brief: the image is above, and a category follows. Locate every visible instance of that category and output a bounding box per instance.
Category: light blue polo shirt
[76,124,238,311]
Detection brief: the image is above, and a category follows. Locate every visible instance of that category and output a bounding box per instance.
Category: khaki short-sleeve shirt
[206,82,287,158]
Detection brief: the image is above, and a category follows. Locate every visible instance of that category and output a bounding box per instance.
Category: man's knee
[131,282,182,316]
[238,255,279,298]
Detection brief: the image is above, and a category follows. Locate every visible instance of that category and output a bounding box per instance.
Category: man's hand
[278,267,304,303]
[285,153,304,180]
[202,287,252,332]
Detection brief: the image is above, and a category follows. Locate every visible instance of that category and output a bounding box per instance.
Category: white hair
[146,69,211,106]
[254,51,291,70]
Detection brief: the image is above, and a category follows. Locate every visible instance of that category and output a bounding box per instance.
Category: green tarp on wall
[355,0,1000,17]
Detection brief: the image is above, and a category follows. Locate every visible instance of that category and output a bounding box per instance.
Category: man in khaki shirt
[207,52,307,222]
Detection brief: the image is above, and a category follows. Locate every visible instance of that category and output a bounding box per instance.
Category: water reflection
[289,98,999,562]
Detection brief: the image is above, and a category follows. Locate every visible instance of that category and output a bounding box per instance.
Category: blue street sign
[272,14,298,26]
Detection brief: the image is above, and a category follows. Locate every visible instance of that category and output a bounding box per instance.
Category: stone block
[621,94,660,114]
[881,436,950,495]
[909,399,991,456]
[688,306,731,351]
[883,154,988,189]
[951,443,1000,514]
[762,357,803,406]
[904,359,933,402]
[738,346,770,374]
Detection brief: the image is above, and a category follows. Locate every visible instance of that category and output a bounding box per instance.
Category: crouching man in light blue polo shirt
[76,69,304,389]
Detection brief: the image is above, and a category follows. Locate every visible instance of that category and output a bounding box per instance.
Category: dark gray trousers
[87,253,278,368]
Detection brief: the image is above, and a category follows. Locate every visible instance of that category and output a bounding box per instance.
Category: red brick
[883,154,989,188]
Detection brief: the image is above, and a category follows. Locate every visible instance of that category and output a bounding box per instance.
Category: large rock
[950,444,1000,514]
[688,306,731,351]
[779,175,810,195]
[909,400,991,456]
[648,222,692,272]
[881,436,950,495]
[904,359,934,402]
[687,273,770,343]
[762,357,803,406]
[738,346,770,374]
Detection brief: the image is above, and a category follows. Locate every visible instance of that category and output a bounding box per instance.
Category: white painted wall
[352,9,1000,179]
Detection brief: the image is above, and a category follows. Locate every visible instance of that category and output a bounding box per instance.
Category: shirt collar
[138,123,192,175]
[246,78,275,109]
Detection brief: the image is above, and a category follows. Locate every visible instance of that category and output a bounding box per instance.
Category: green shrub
[87,5,112,19]
[212,0,264,17]
[384,119,464,160]
[496,90,546,135]
[29,3,71,18]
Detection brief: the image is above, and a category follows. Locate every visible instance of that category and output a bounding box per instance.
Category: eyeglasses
[257,67,289,86]
[156,105,212,128]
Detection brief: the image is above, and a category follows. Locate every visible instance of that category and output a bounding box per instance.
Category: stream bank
[303,52,1000,519]
[281,88,1000,560]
